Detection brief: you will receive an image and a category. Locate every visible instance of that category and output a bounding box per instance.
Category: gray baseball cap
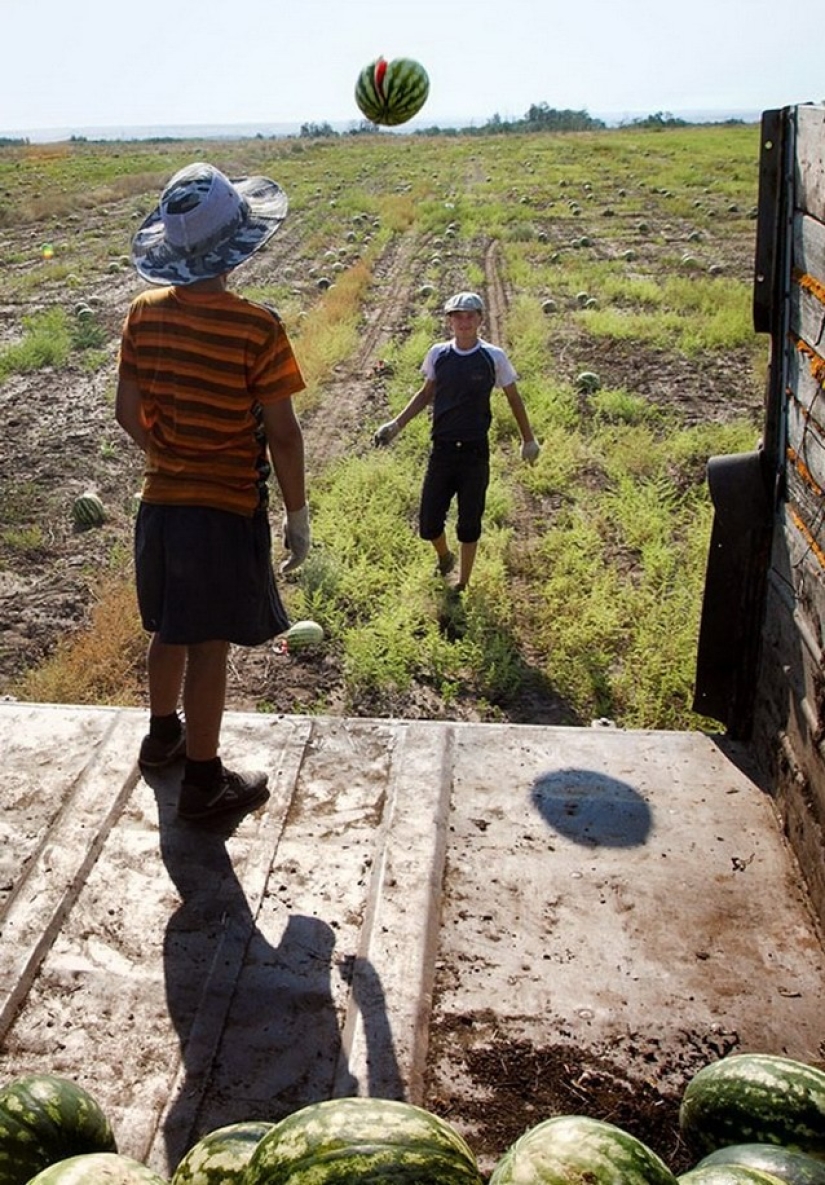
[444,291,484,313]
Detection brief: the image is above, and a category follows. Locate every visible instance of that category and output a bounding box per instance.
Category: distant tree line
[299,103,747,140]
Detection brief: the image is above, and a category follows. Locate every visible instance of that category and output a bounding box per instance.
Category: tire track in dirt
[299,230,425,474]
[480,237,579,723]
[483,238,509,348]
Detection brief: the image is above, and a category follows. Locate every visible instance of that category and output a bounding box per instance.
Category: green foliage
[0,308,72,381]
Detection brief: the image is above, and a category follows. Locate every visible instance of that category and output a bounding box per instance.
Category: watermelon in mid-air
[355,57,429,126]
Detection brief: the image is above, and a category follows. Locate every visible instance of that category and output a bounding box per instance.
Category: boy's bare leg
[147,635,186,716]
[458,541,478,589]
[182,639,230,761]
[432,533,450,561]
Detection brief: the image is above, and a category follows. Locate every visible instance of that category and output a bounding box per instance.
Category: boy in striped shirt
[116,162,308,821]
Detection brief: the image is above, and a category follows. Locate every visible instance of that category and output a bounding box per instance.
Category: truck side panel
[751,103,825,928]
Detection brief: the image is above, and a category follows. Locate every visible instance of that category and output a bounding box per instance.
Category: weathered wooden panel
[789,282,825,355]
[787,402,825,498]
[753,509,825,927]
[748,104,825,931]
[796,105,825,224]
[792,211,825,281]
[788,338,825,419]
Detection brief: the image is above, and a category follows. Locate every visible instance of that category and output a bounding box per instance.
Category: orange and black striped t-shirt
[118,286,305,516]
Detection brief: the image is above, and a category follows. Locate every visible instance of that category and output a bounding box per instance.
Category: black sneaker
[437,551,456,577]
[177,767,269,821]
[139,729,186,769]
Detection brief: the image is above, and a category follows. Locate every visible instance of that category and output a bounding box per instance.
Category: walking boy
[116,161,309,821]
[374,291,539,591]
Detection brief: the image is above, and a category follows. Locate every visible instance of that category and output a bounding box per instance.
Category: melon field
[0,124,765,727]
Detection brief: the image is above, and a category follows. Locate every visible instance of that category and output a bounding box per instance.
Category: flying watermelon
[354,56,430,126]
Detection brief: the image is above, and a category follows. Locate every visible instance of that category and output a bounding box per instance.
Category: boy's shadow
[144,766,403,1168]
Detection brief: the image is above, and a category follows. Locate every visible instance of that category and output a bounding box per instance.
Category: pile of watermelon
[1,1052,823,1184]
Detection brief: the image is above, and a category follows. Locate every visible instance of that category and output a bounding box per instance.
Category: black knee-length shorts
[135,502,289,646]
[418,441,490,544]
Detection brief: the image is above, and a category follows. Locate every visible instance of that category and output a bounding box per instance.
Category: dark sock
[149,712,182,742]
[184,757,222,789]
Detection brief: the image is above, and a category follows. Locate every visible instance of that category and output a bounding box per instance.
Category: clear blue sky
[3,0,822,136]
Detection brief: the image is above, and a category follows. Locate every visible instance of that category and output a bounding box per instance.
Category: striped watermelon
[695,1145,825,1185]
[285,620,324,650]
[489,1114,678,1185]
[679,1055,825,1158]
[0,1074,117,1185]
[26,1152,168,1183]
[354,57,429,126]
[72,491,106,529]
[244,1097,483,1185]
[678,1167,788,1185]
[171,1120,274,1185]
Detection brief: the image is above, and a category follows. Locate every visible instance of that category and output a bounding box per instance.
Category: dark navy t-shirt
[422,339,518,442]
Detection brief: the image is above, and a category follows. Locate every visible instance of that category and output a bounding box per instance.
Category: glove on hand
[374,419,400,447]
[280,505,311,574]
[521,439,541,464]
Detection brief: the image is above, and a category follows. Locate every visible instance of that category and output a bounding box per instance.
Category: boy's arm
[374,379,436,445]
[262,397,310,573]
[115,375,149,451]
[502,382,540,462]
[262,397,306,512]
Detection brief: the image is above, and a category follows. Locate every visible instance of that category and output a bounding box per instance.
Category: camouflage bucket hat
[132,162,288,285]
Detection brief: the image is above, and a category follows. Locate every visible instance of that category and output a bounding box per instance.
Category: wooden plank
[785,465,825,561]
[792,212,825,286]
[753,580,825,930]
[334,722,454,1105]
[787,400,825,494]
[789,279,825,356]
[768,508,825,657]
[788,342,825,419]
[144,717,314,1169]
[0,709,146,1041]
[796,105,825,224]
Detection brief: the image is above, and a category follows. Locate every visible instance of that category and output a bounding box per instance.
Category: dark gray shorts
[135,502,289,645]
[419,441,490,544]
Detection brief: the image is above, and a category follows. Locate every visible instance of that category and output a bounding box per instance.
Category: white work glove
[373,419,400,447]
[521,438,541,464]
[280,505,311,574]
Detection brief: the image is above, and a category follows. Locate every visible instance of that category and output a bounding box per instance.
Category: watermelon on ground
[244,1097,482,1185]
[0,1073,117,1185]
[26,1152,168,1183]
[72,491,106,529]
[489,1114,678,1185]
[678,1166,789,1185]
[679,1054,825,1158]
[171,1120,274,1185]
[285,620,324,650]
[694,1146,825,1185]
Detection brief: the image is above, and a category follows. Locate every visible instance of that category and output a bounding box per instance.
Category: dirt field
[0,163,764,724]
